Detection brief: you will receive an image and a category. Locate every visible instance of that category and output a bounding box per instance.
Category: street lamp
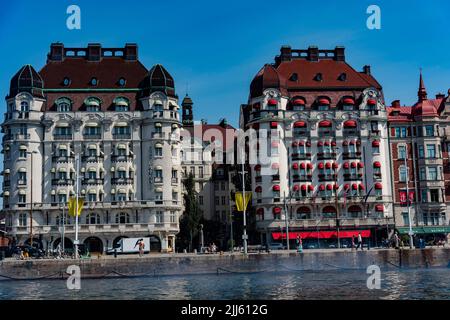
[26,151,38,247]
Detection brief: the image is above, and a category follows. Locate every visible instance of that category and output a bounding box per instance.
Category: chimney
[48,43,64,62]
[280,46,292,62]
[334,46,345,61]
[436,93,445,99]
[124,43,138,61]
[392,100,401,108]
[307,46,319,61]
[87,43,102,61]
[363,65,371,75]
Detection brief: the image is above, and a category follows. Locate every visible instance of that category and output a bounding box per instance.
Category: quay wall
[0,248,449,280]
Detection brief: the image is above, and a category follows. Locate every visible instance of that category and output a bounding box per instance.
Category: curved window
[55,97,72,112]
[297,207,311,219]
[118,78,126,87]
[348,205,362,218]
[90,78,98,86]
[322,206,337,219]
[20,101,29,112]
[114,97,130,112]
[115,212,130,224]
[85,213,100,225]
[63,77,71,86]
[84,97,101,112]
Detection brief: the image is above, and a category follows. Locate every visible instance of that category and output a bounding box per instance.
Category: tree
[177,174,202,252]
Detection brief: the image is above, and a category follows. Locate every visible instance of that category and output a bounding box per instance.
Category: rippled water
[0,268,449,300]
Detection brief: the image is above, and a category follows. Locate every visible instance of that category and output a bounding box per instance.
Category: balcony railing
[343,152,362,160]
[81,155,104,162]
[154,177,163,183]
[52,155,75,163]
[292,153,311,160]
[52,179,75,186]
[292,174,312,182]
[111,155,133,162]
[111,178,134,185]
[83,133,102,140]
[15,134,31,140]
[317,152,336,160]
[112,133,131,139]
[82,178,104,185]
[343,173,363,181]
[17,179,27,186]
[53,134,73,140]
[318,174,337,181]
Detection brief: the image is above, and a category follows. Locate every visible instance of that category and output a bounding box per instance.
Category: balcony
[15,134,31,140]
[343,173,363,181]
[83,134,102,140]
[52,155,75,163]
[52,179,75,186]
[317,152,336,160]
[81,155,104,163]
[292,153,311,160]
[82,178,104,186]
[111,155,133,162]
[154,177,163,184]
[292,174,312,182]
[17,179,27,186]
[318,174,337,181]
[111,178,134,185]
[152,132,167,139]
[343,152,362,160]
[53,134,73,141]
[112,133,131,140]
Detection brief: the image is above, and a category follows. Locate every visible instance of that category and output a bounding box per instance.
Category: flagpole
[74,154,80,259]
[241,146,248,255]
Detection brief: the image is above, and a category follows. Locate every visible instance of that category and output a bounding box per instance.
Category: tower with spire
[182,94,194,126]
[418,70,428,102]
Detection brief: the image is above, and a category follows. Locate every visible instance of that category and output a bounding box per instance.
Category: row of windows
[391,125,436,138]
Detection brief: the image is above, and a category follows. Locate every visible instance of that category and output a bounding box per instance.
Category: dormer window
[289,73,298,81]
[114,97,130,112]
[55,97,72,112]
[85,97,101,112]
[314,73,323,81]
[118,78,126,87]
[338,73,347,81]
[342,97,355,111]
[317,98,330,111]
[63,77,71,86]
[90,77,98,86]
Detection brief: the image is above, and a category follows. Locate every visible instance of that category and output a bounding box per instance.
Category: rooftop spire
[418,69,427,102]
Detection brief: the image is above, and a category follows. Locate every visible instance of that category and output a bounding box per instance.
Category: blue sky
[0,0,449,127]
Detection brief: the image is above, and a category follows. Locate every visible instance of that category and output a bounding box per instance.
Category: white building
[1,43,183,253]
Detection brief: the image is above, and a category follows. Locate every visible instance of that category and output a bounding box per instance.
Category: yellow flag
[235,192,252,212]
[68,197,84,217]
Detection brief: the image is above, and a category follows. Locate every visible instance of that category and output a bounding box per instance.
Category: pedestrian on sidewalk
[356,232,363,250]
[393,232,400,249]
[351,235,355,250]
[138,240,145,257]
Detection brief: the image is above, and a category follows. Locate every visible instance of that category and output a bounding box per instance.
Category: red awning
[294,121,306,128]
[293,185,300,191]
[326,162,332,169]
[351,162,357,168]
[344,184,350,190]
[308,185,314,191]
[319,98,330,105]
[254,165,261,171]
[326,184,333,190]
[292,163,299,170]
[268,99,278,106]
[272,230,371,240]
[367,98,377,105]
[256,208,264,214]
[301,185,307,191]
[375,204,384,212]
[373,161,381,168]
[255,186,262,192]
[306,141,311,147]
[273,207,282,214]
[270,122,278,128]
[292,141,298,147]
[318,163,324,169]
[343,162,350,169]
[331,141,337,147]
[319,120,332,127]
[350,140,355,145]
[343,98,355,104]
[272,163,279,169]
[333,163,338,169]
[307,163,313,169]
[300,163,306,169]
[352,183,358,190]
[375,183,383,190]
[319,185,325,191]
[358,162,364,168]
[372,140,380,147]
[298,141,305,146]
[293,98,306,106]
[359,184,365,190]
[344,120,357,128]
[273,185,280,191]
[324,141,330,146]
[317,141,324,147]
[343,141,349,146]
[356,140,361,145]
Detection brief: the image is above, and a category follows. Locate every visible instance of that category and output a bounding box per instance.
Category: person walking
[138,240,145,257]
[351,235,355,250]
[393,232,400,249]
[356,232,363,250]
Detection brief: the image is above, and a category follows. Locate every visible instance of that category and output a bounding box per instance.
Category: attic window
[62,77,71,86]
[338,73,347,81]
[314,73,323,81]
[118,78,126,87]
[289,73,298,81]
[90,78,98,86]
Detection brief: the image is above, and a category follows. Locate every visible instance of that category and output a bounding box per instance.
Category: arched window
[114,97,130,112]
[85,213,100,225]
[115,212,130,224]
[20,101,29,112]
[348,205,362,218]
[297,207,311,220]
[55,97,72,112]
[84,97,101,112]
[322,206,337,219]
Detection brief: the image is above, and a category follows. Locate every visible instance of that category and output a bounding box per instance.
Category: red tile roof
[387,106,413,122]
